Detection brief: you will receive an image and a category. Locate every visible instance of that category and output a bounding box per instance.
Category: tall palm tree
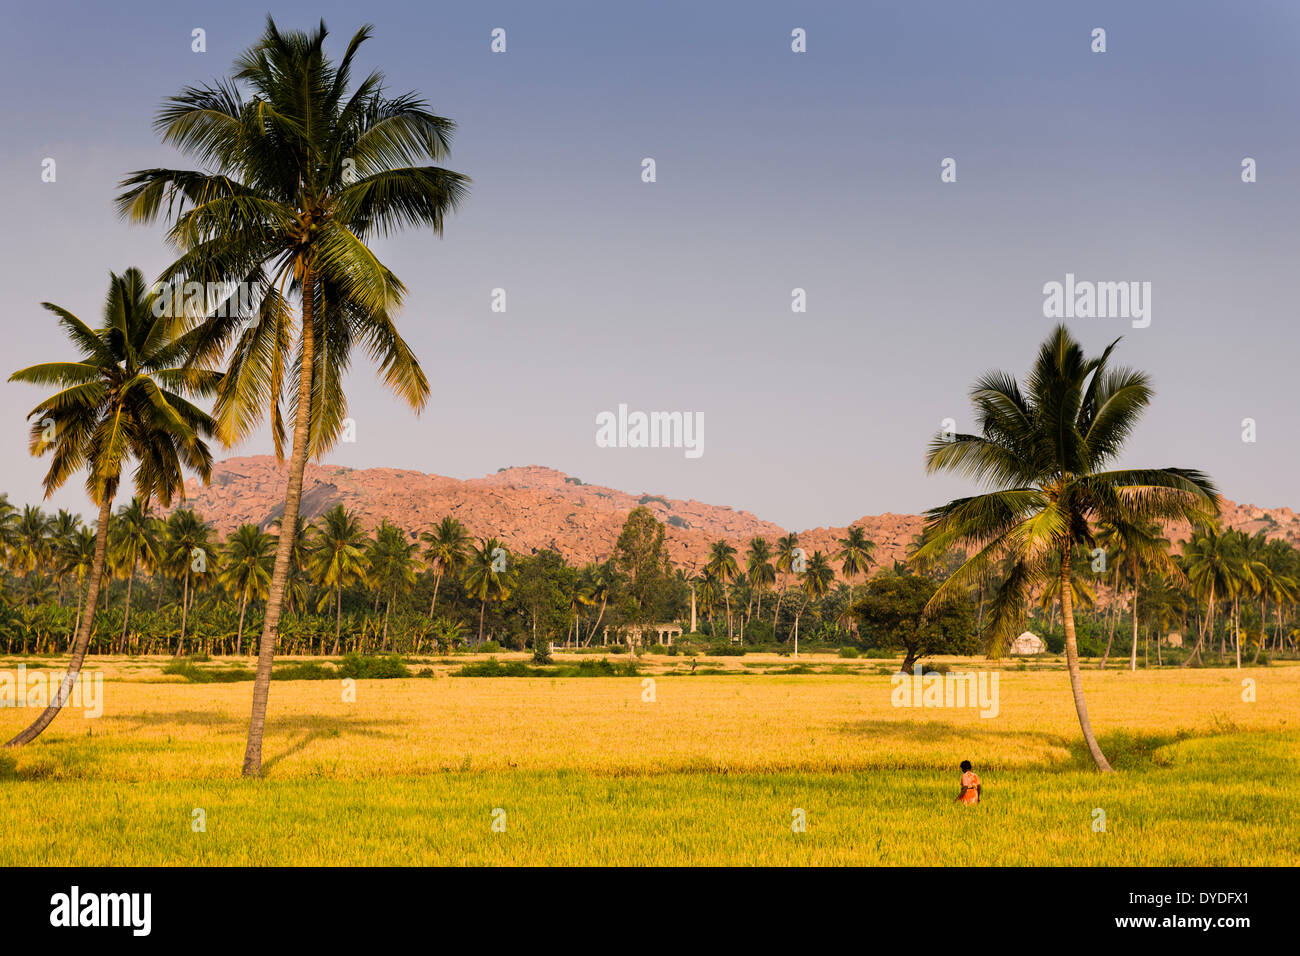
[13,506,54,606]
[109,497,159,650]
[1181,524,1230,667]
[773,532,801,637]
[705,539,740,640]
[163,509,214,654]
[366,520,417,649]
[1096,519,1179,671]
[463,538,513,643]
[219,524,275,653]
[5,268,215,746]
[55,523,96,644]
[794,551,835,656]
[582,563,614,646]
[305,504,368,653]
[745,537,776,621]
[117,17,469,777]
[0,494,18,561]
[419,516,471,618]
[836,526,876,598]
[48,509,82,607]
[913,326,1218,772]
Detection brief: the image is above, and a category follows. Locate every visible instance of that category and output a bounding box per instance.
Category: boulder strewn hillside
[176,456,1300,573]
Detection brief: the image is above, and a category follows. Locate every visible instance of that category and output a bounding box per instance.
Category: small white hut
[1009,631,1046,656]
[1165,631,1183,648]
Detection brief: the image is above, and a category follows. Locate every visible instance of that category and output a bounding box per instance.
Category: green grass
[1,731,1293,865]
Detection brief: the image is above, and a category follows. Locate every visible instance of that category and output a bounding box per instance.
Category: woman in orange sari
[956,760,981,805]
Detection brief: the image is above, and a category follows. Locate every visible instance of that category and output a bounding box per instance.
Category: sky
[1,0,1297,531]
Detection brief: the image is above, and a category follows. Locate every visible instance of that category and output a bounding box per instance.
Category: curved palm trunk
[6,494,113,746]
[428,571,442,618]
[242,266,316,778]
[1059,545,1113,772]
[585,595,608,646]
[478,598,486,643]
[1183,585,1215,667]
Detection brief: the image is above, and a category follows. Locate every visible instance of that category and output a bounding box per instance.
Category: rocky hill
[176,456,1300,574]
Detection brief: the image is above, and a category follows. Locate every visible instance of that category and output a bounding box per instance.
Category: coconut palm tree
[773,532,801,637]
[109,497,159,650]
[163,509,214,654]
[305,505,368,653]
[419,516,471,618]
[793,551,835,657]
[1096,519,1180,671]
[366,520,417,649]
[1181,524,1230,667]
[0,495,17,561]
[56,524,97,643]
[463,538,513,643]
[913,326,1218,772]
[705,539,740,640]
[836,526,875,596]
[12,506,54,606]
[117,17,469,777]
[219,524,275,653]
[745,537,776,621]
[5,268,215,746]
[582,563,614,646]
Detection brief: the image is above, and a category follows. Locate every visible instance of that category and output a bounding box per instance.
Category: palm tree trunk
[428,572,442,618]
[121,558,136,651]
[1059,544,1113,772]
[1183,585,1215,666]
[383,589,393,649]
[332,586,342,654]
[6,494,113,746]
[1234,601,1242,669]
[177,569,190,655]
[478,599,486,643]
[236,587,248,655]
[1128,582,1139,672]
[242,264,317,778]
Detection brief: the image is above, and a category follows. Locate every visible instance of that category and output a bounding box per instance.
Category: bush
[477,641,502,653]
[705,645,746,657]
[162,660,252,683]
[271,661,337,681]
[838,647,861,659]
[456,657,534,677]
[337,654,409,680]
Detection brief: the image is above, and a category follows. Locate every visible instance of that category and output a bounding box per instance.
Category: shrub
[838,647,861,659]
[271,661,337,681]
[337,654,409,680]
[162,660,252,683]
[478,641,502,653]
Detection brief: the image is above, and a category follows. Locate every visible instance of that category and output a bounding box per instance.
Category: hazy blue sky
[1,1,1297,530]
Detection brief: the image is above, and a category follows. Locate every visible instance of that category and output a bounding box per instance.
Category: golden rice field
[1,653,1296,865]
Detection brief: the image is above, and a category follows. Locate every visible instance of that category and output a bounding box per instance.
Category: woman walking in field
[956,760,981,806]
